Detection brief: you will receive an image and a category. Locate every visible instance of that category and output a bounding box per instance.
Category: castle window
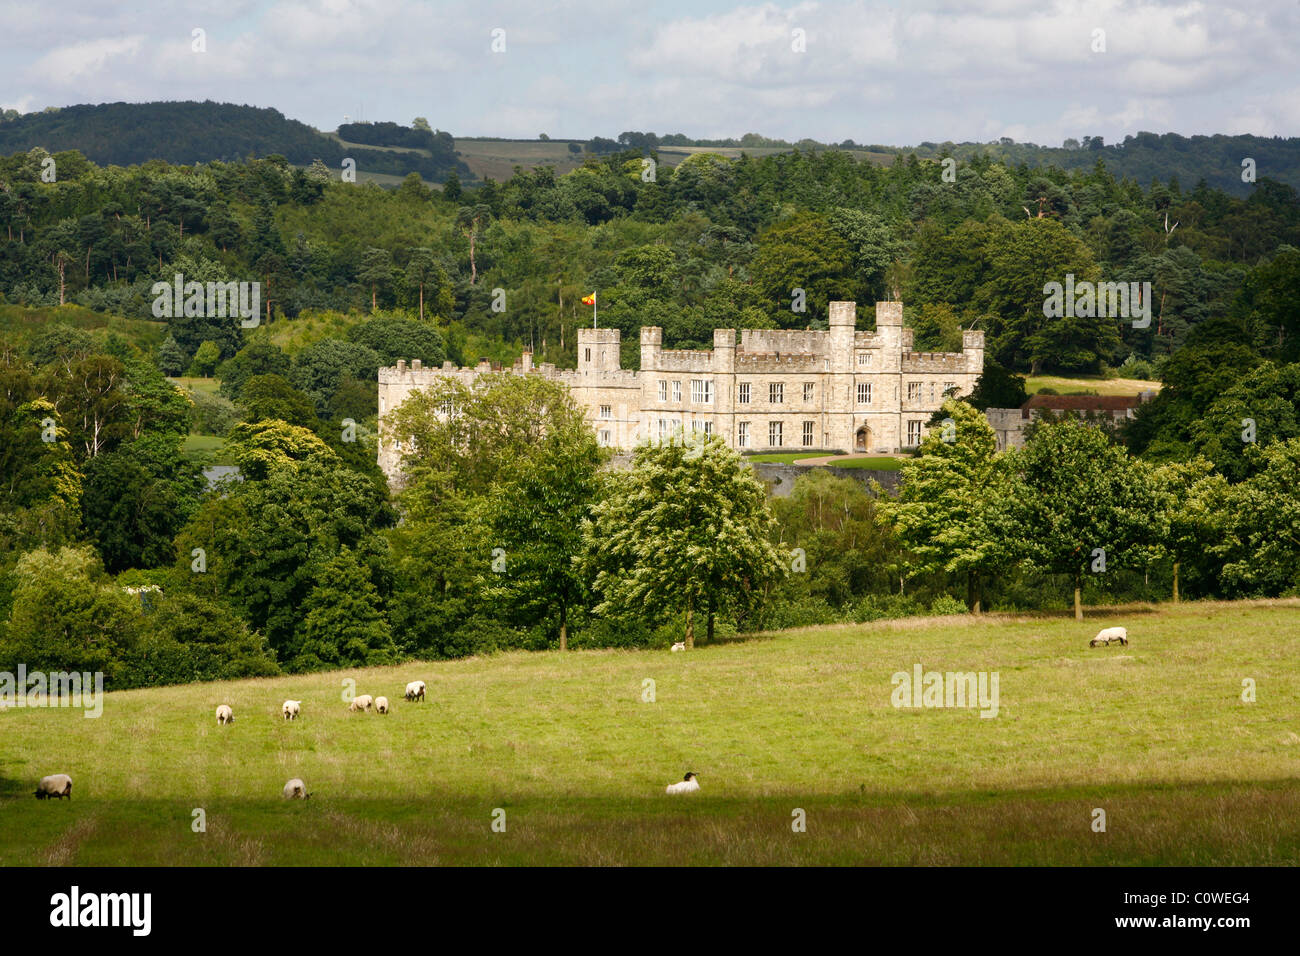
[769,382,784,404]
[659,419,670,438]
[739,382,751,404]
[907,382,922,401]
[907,420,924,445]
[672,380,682,402]
[658,380,668,402]
[599,405,611,419]
[803,382,814,402]
[598,429,611,447]
[858,352,873,367]
[691,379,713,404]
[802,421,814,446]
[585,348,592,362]
[857,383,871,404]
[703,421,713,436]
[929,382,936,402]
[738,421,750,448]
[768,421,783,447]
[943,381,956,396]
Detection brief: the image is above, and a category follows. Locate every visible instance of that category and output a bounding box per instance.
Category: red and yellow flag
[581,292,596,305]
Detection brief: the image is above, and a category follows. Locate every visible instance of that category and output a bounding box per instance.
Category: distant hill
[0,101,469,183]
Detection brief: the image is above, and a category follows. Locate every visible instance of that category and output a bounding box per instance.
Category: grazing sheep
[375,696,389,714]
[283,778,309,799]
[404,680,426,702]
[348,694,374,712]
[34,774,73,800]
[670,642,686,653]
[282,699,301,720]
[215,704,234,725]
[665,772,700,794]
[1090,626,1129,647]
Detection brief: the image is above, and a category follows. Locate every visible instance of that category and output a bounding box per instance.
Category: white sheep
[34,774,73,800]
[1090,626,1129,647]
[215,704,234,725]
[404,680,426,702]
[665,772,700,794]
[670,642,686,653]
[283,778,309,799]
[349,694,374,712]
[375,696,389,714]
[282,699,301,720]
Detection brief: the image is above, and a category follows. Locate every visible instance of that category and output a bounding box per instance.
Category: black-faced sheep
[35,774,73,800]
[282,699,301,720]
[375,696,389,714]
[666,772,700,794]
[1090,626,1129,647]
[283,778,309,799]
[404,680,426,702]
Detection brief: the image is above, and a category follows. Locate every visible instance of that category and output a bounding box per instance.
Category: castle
[377,301,985,483]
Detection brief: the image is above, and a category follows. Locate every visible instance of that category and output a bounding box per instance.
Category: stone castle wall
[377,301,985,483]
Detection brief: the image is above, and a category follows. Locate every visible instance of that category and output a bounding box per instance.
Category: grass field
[1026,374,1162,396]
[3,600,1297,866]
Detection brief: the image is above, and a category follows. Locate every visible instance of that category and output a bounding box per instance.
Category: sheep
[34,774,73,800]
[404,680,426,702]
[283,778,309,799]
[348,694,374,712]
[375,696,389,714]
[665,772,700,794]
[282,699,301,720]
[215,704,234,725]
[670,642,686,653]
[1090,626,1129,647]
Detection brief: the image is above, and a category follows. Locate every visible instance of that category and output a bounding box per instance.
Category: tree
[359,246,392,312]
[879,399,1013,611]
[158,334,187,376]
[0,545,140,683]
[236,374,318,429]
[750,212,861,326]
[1006,419,1159,619]
[1220,438,1300,595]
[289,548,397,671]
[584,431,787,647]
[481,385,603,651]
[964,362,1028,410]
[187,340,221,377]
[455,205,491,284]
[403,247,452,321]
[217,342,291,401]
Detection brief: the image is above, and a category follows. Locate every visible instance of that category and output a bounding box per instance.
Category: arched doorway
[855,425,871,452]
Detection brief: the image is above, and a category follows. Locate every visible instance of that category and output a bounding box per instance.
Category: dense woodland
[1,133,1298,689]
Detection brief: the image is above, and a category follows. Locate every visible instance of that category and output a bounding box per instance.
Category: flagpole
[593,292,597,329]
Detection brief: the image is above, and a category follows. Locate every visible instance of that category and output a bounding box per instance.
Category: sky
[1,0,1297,146]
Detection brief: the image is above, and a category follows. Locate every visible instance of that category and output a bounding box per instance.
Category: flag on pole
[582,292,597,327]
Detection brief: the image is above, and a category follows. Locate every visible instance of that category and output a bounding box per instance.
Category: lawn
[1026,374,1162,396]
[3,600,1297,865]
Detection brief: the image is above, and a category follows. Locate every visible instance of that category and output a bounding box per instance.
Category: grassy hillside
[0,304,166,354]
[4,600,1297,865]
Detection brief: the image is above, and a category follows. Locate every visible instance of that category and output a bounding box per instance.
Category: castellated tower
[874,301,904,372]
[962,328,985,373]
[639,326,662,371]
[577,327,621,372]
[825,302,856,450]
